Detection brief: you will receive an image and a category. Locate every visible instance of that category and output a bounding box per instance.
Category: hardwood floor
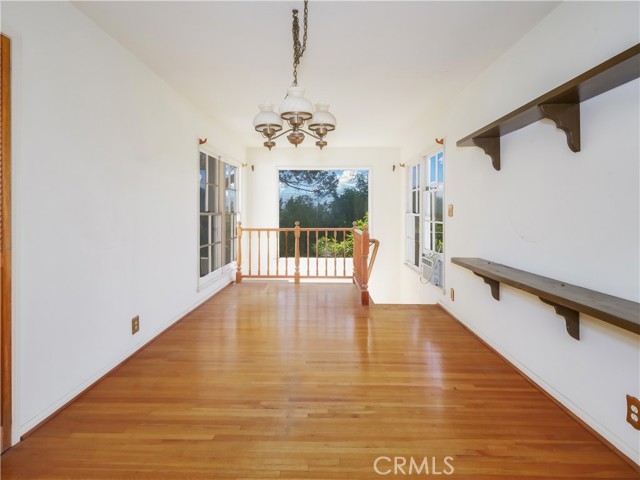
[1,282,636,479]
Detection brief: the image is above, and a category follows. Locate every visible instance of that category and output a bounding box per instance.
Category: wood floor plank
[1,282,636,479]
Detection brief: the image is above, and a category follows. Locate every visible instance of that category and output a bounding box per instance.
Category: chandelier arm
[269,128,295,141]
[263,127,322,143]
[299,128,321,140]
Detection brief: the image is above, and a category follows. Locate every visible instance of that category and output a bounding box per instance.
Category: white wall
[407,1,640,464]
[2,1,245,443]
[245,147,423,304]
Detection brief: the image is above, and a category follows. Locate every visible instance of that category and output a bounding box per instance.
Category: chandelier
[253,0,336,150]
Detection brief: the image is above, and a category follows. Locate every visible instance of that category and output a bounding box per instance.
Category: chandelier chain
[291,0,308,86]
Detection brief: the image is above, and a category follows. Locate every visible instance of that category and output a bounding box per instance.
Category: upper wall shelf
[451,257,640,341]
[456,43,640,170]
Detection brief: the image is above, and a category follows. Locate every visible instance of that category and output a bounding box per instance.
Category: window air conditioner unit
[421,253,443,287]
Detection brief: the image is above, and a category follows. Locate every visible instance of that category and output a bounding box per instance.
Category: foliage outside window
[200,151,238,278]
[279,169,368,257]
[315,213,368,257]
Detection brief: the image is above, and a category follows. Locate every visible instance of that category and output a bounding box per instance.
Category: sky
[279,169,367,203]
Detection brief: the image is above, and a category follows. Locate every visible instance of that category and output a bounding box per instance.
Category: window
[424,151,444,253]
[405,149,445,269]
[278,169,369,257]
[224,163,238,265]
[405,163,421,267]
[199,151,239,279]
[279,169,368,227]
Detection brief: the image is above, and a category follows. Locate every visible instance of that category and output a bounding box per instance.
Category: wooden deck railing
[236,221,379,304]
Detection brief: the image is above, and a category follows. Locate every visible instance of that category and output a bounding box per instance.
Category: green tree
[279,170,339,200]
[330,186,368,227]
[279,196,332,228]
[354,171,368,196]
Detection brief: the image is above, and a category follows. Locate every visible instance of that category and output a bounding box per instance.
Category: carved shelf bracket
[470,137,500,171]
[456,44,639,170]
[474,272,500,300]
[539,298,580,340]
[452,257,639,340]
[538,103,581,152]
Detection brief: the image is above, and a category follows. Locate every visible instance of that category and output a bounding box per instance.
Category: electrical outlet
[450,288,455,301]
[626,395,640,430]
[131,315,140,335]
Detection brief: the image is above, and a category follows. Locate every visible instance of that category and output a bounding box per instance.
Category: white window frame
[405,148,445,275]
[223,161,239,267]
[405,162,423,270]
[198,145,241,289]
[423,149,444,255]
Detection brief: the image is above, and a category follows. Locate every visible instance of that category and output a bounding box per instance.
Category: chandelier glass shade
[253,1,336,150]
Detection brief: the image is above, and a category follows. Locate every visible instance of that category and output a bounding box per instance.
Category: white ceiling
[73,1,560,149]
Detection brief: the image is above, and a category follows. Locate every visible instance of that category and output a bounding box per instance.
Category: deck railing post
[294,221,301,284]
[236,221,243,283]
[352,223,371,306]
[360,225,370,305]
[352,221,358,285]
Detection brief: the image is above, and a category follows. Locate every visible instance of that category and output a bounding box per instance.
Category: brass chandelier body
[253,0,336,150]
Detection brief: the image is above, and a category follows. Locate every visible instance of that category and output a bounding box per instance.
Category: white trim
[422,143,445,159]
[404,260,420,273]
[405,160,424,269]
[422,148,445,292]
[198,142,239,168]
[197,262,236,293]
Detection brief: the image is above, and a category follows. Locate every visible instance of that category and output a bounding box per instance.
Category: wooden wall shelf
[451,257,640,341]
[456,43,640,170]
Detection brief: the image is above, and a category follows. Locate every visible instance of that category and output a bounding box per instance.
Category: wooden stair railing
[352,224,380,306]
[236,221,379,305]
[368,238,380,280]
